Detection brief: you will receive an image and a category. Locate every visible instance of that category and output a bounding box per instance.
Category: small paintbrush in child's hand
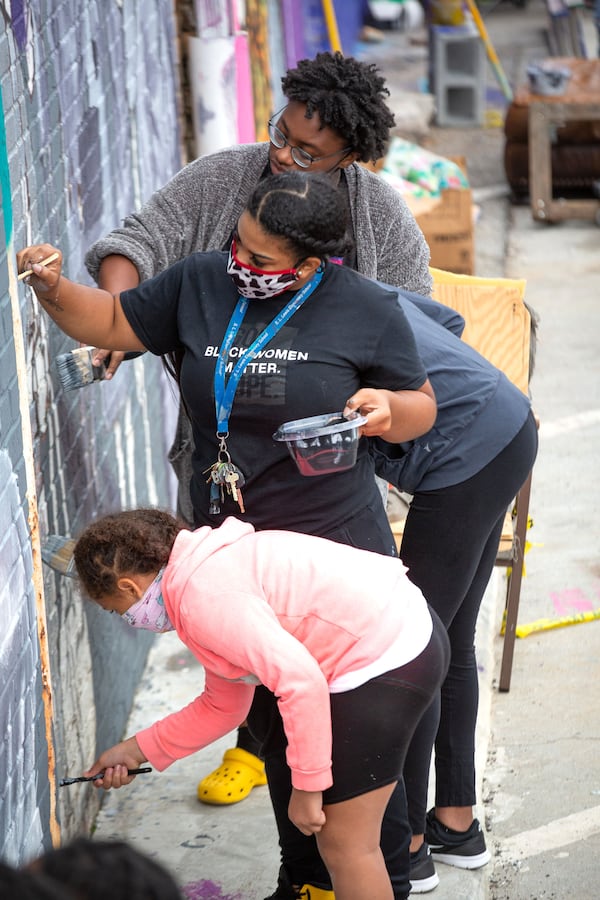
[56,346,144,391]
[59,767,152,786]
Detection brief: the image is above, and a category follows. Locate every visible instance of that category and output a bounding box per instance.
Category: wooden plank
[529,99,600,224]
[429,270,531,396]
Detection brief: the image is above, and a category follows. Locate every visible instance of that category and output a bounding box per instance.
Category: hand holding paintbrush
[17,251,61,281]
[82,735,150,791]
[16,241,147,361]
[56,346,144,391]
[16,245,62,297]
[18,244,144,389]
[60,767,152,787]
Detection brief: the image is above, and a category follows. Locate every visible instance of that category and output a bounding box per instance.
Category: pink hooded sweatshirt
[136,518,432,793]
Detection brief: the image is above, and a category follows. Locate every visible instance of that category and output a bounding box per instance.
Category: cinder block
[432,26,485,127]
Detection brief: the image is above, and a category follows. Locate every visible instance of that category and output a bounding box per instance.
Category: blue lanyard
[214,268,324,434]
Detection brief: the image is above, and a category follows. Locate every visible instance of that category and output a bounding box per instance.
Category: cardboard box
[415,156,474,275]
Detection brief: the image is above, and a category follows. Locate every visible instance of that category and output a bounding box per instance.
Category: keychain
[204,435,246,515]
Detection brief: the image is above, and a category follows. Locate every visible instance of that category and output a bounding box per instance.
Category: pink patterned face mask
[122,568,174,633]
[226,237,300,300]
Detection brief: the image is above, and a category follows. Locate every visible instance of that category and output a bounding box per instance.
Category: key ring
[216,432,231,463]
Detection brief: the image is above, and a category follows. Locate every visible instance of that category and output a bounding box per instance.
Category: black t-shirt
[121,252,426,533]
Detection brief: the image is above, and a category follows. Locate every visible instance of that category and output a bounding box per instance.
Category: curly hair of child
[73,508,187,600]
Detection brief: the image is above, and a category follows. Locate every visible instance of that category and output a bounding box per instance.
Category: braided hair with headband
[281,51,395,162]
[246,171,352,262]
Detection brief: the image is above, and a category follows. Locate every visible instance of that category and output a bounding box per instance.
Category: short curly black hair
[281,51,395,162]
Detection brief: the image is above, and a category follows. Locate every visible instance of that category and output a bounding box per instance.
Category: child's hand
[288,788,326,835]
[16,243,62,299]
[84,736,147,790]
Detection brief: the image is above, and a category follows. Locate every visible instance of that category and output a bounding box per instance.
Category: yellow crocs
[297,886,334,899]
[197,747,267,805]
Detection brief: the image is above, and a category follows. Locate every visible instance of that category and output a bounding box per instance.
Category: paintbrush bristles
[56,346,106,391]
[41,535,78,577]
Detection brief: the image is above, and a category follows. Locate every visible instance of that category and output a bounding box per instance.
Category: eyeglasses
[267,109,352,170]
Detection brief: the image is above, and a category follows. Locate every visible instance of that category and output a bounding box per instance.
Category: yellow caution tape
[515,608,600,639]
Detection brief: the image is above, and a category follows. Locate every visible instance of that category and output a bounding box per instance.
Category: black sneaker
[425,809,491,869]
[263,865,334,900]
[409,842,439,893]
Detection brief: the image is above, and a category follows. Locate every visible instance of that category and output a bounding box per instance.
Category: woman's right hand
[16,243,63,299]
[91,348,127,379]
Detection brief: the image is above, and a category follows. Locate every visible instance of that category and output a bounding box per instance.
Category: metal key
[210,462,229,485]
[226,473,245,514]
[224,468,239,501]
[223,464,246,513]
[209,480,221,516]
[207,461,246,513]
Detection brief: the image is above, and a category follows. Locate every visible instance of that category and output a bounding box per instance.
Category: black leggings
[401,410,538,833]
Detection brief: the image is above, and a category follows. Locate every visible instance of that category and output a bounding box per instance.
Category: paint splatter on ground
[182,880,244,900]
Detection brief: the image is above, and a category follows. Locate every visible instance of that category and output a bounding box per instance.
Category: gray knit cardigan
[85,143,432,295]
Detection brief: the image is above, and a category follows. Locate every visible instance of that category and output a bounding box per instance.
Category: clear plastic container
[273,411,368,477]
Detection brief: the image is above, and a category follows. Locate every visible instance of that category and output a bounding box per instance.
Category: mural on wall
[0,454,47,864]
[1,73,56,859]
[194,0,232,36]
[0,0,183,859]
[2,0,181,528]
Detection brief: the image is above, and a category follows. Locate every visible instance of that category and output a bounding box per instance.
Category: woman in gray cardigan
[84,51,432,900]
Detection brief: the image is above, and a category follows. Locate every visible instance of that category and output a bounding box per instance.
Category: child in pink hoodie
[75,508,449,900]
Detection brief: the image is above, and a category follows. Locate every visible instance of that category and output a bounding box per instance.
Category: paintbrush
[56,346,144,391]
[17,251,61,280]
[59,767,152,787]
[41,535,78,578]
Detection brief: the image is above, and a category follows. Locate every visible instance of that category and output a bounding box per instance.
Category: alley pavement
[92,5,600,898]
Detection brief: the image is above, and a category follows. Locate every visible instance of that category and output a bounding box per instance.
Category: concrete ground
[92,5,600,899]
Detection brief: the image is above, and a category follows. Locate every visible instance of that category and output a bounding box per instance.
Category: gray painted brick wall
[0,1,183,863]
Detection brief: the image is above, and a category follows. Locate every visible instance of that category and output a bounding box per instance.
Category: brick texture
[0,1,182,862]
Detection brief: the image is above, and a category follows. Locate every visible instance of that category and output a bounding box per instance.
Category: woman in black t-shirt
[18,171,436,900]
